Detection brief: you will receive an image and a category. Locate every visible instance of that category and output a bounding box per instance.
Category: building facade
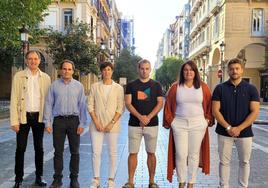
[188,0,268,102]
[120,17,135,54]
[31,0,122,94]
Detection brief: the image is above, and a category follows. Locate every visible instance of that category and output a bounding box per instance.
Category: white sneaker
[90,178,100,188]
[108,179,114,188]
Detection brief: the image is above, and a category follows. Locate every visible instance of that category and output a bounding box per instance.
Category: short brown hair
[137,59,151,68]
[227,58,243,68]
[60,59,75,70]
[100,61,114,71]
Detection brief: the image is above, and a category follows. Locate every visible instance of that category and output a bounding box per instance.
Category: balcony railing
[190,0,202,17]
[210,0,221,15]
[39,25,65,32]
[189,40,210,58]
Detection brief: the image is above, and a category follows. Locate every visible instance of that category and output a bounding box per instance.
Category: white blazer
[87,80,124,132]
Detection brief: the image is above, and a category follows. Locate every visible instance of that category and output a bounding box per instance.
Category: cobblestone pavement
[0,109,268,188]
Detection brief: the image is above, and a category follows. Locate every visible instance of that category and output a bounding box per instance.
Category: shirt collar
[226,79,245,87]
[60,78,73,84]
[25,68,41,77]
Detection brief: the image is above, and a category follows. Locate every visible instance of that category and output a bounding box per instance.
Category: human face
[61,62,74,81]
[183,64,195,81]
[138,62,151,80]
[101,66,113,80]
[228,63,243,81]
[26,52,40,71]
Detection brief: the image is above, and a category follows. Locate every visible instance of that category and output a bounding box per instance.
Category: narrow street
[0,109,268,188]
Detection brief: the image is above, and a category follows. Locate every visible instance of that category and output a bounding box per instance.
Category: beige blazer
[88,81,124,133]
[10,69,51,126]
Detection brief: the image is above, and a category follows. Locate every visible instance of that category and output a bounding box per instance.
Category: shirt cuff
[45,122,51,128]
[78,123,87,128]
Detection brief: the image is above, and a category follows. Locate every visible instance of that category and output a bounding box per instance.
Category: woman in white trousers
[163,60,213,188]
[88,62,124,188]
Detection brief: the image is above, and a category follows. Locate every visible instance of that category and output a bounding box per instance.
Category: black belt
[55,115,78,119]
[26,112,39,116]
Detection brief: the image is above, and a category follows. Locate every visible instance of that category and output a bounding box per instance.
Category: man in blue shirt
[212,58,260,188]
[44,60,87,188]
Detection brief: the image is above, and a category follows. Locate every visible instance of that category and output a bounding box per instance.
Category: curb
[254,120,268,125]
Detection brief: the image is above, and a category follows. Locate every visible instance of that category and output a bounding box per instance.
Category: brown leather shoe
[179,182,185,188]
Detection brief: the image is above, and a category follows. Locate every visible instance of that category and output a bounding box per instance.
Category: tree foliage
[0,0,51,70]
[46,21,100,75]
[155,57,184,92]
[113,49,142,83]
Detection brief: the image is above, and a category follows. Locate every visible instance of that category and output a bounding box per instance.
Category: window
[200,31,205,43]
[63,9,73,30]
[213,16,219,39]
[252,9,264,36]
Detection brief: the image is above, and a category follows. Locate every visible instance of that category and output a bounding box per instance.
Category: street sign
[217,70,223,78]
[119,77,127,85]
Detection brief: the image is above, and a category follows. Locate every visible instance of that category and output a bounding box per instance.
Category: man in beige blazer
[10,50,51,188]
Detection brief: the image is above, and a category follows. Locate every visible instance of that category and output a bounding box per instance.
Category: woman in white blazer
[88,62,124,188]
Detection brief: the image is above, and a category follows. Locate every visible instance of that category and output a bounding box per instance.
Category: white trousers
[218,135,253,188]
[171,115,207,183]
[90,130,119,179]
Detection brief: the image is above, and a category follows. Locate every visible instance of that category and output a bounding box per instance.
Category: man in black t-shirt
[212,58,260,188]
[122,59,163,188]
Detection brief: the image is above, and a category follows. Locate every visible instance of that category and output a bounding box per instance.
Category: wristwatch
[111,119,116,124]
[226,125,232,131]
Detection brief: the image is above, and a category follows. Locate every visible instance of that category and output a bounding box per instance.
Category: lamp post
[202,53,207,81]
[19,25,29,69]
[220,41,225,83]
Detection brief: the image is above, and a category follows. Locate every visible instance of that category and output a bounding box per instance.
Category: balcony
[197,14,210,29]
[190,0,202,17]
[210,0,221,15]
[53,0,76,3]
[189,40,210,59]
[39,24,65,32]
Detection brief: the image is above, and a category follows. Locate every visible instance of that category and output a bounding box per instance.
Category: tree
[113,49,142,83]
[155,57,183,92]
[46,21,100,75]
[0,0,51,70]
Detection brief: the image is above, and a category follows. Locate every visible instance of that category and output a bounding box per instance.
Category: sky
[116,0,188,67]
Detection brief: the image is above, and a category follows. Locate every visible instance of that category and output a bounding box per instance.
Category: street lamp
[100,41,106,50]
[19,25,29,69]
[110,52,114,63]
[220,41,225,83]
[100,40,106,62]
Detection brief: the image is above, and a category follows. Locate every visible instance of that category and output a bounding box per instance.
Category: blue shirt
[212,80,260,137]
[44,78,87,128]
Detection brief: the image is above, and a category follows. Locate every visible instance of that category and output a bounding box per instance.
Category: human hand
[139,115,150,126]
[229,127,241,137]
[11,125,20,133]
[45,126,52,134]
[77,127,84,135]
[104,123,114,132]
[95,122,104,132]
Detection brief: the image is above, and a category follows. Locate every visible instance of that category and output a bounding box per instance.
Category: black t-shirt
[212,80,260,137]
[125,79,163,127]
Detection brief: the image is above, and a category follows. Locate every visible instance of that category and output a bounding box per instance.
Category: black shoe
[35,177,47,187]
[70,178,80,188]
[13,182,22,188]
[49,179,63,188]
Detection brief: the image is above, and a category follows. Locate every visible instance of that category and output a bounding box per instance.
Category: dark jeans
[15,112,45,182]
[52,116,80,180]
